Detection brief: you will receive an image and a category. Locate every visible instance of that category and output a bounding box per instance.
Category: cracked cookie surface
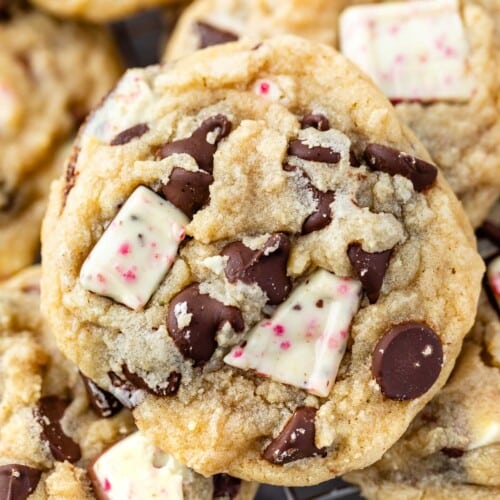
[41,36,483,485]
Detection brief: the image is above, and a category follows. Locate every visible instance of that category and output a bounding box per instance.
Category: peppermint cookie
[0,5,122,278]
[164,0,339,61]
[345,294,500,499]
[339,0,500,227]
[30,0,183,22]
[41,36,484,485]
[0,267,256,499]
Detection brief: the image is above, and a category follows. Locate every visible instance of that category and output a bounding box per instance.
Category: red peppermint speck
[394,54,405,64]
[338,284,349,295]
[328,337,338,349]
[389,25,399,35]
[262,320,272,328]
[122,269,137,281]
[273,324,285,336]
[280,340,291,350]
[259,81,270,94]
[118,242,131,255]
[340,330,348,339]
[233,348,244,358]
[104,478,111,492]
[97,273,106,283]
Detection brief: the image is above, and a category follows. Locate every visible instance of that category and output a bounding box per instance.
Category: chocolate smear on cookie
[196,21,238,48]
[81,373,123,418]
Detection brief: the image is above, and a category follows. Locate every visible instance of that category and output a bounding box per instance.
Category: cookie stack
[0,0,498,499]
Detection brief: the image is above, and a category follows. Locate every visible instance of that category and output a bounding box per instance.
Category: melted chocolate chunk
[0,464,42,500]
[122,365,181,397]
[300,113,330,131]
[288,139,341,164]
[221,233,291,305]
[196,21,238,48]
[161,167,213,218]
[108,372,145,409]
[110,123,149,146]
[157,115,232,173]
[263,407,326,465]
[441,447,465,458]
[477,220,500,247]
[80,373,123,418]
[167,283,244,365]
[63,145,80,206]
[0,0,12,21]
[34,396,81,463]
[347,243,393,303]
[212,474,241,499]
[302,190,335,235]
[364,144,437,192]
[349,148,360,167]
[371,323,443,401]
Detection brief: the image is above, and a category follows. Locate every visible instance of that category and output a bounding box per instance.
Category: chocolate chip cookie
[30,0,183,22]
[345,293,500,499]
[0,266,257,499]
[41,36,484,485]
[165,0,500,227]
[164,0,339,61]
[0,5,122,278]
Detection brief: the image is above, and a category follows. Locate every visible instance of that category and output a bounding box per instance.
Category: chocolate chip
[0,464,42,500]
[347,243,392,303]
[349,148,360,167]
[300,113,330,131]
[477,221,500,247]
[441,447,465,458]
[212,474,241,499]
[34,396,81,463]
[63,145,80,206]
[196,21,238,49]
[156,115,232,173]
[168,283,244,365]
[371,323,443,401]
[80,373,123,418]
[302,190,335,235]
[221,233,291,305]
[110,123,149,146]
[316,299,324,308]
[161,167,213,218]
[121,365,181,397]
[108,372,145,409]
[288,139,341,164]
[262,407,326,465]
[0,0,12,21]
[364,144,437,192]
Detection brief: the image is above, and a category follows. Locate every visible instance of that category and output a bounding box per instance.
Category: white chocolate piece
[487,255,500,309]
[80,186,189,310]
[0,82,22,133]
[340,0,474,101]
[90,432,185,500]
[469,418,500,450]
[225,269,362,397]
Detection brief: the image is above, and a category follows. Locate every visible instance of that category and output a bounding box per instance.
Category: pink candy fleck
[97,273,106,283]
[394,54,405,64]
[259,81,270,95]
[233,348,244,358]
[328,337,339,349]
[104,478,111,492]
[118,242,131,255]
[280,340,291,350]
[340,330,348,339]
[338,283,349,295]
[273,324,285,336]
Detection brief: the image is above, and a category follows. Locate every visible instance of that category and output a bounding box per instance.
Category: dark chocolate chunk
[80,373,123,418]
[262,407,326,465]
[477,221,500,247]
[300,113,330,131]
[110,123,149,146]
[196,21,238,48]
[349,148,360,167]
[371,323,443,401]
[167,283,244,365]
[34,396,81,463]
[364,144,437,192]
[161,167,213,218]
[221,233,291,305]
[156,115,232,173]
[441,447,465,458]
[108,372,145,409]
[288,139,341,164]
[0,464,42,500]
[347,243,392,303]
[121,365,181,397]
[0,0,11,21]
[63,145,80,207]
[302,190,335,235]
[212,474,241,499]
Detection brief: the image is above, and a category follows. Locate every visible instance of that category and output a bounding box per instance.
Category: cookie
[0,5,123,278]
[345,294,500,499]
[0,266,257,499]
[41,36,483,485]
[164,0,500,227]
[30,0,183,22]
[164,0,339,61]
